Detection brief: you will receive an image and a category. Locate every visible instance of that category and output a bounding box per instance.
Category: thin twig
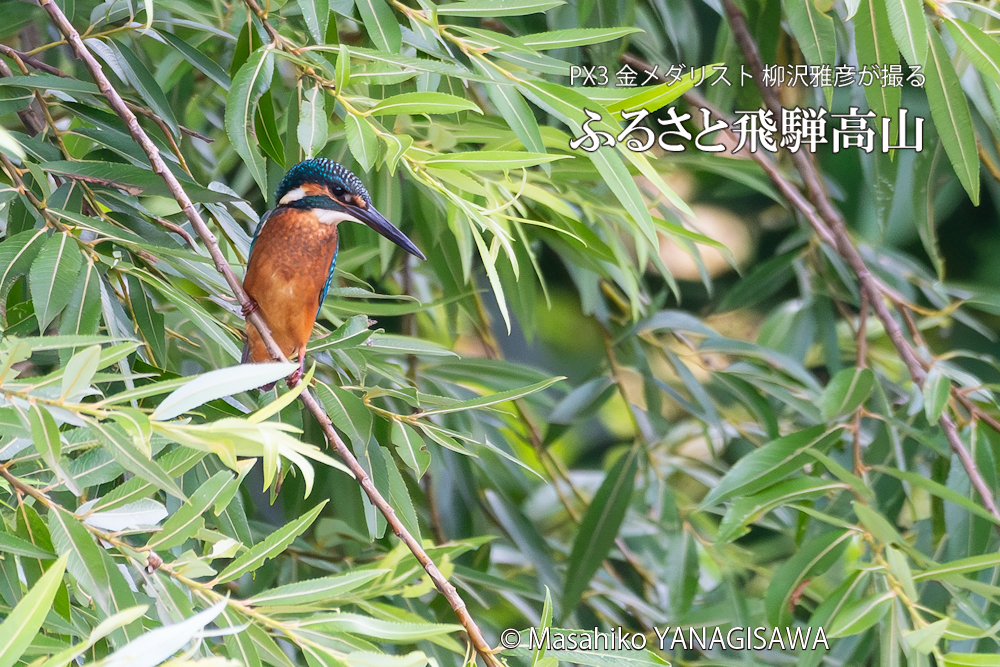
[36,3,500,663]
[719,0,1000,526]
[854,292,869,474]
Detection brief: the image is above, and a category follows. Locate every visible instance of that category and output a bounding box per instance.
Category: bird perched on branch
[241,158,425,387]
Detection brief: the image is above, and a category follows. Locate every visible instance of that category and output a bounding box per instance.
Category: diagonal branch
[718,0,1000,526]
[35,2,500,663]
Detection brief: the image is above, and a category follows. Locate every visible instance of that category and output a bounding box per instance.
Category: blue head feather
[274,158,372,207]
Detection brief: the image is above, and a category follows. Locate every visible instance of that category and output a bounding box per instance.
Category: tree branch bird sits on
[242,158,425,387]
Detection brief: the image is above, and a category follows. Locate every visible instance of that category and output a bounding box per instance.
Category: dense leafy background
[4,0,1000,666]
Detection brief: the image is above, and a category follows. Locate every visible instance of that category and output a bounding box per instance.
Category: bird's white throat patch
[312,209,359,225]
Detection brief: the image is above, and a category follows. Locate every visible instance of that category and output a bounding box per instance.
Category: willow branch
[36,2,499,662]
[718,0,1000,526]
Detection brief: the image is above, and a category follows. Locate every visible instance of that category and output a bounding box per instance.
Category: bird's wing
[317,236,340,317]
[247,208,274,267]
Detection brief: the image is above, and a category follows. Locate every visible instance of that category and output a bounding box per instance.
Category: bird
[241,158,425,387]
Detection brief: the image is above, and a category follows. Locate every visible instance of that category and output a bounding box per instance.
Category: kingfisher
[241,158,425,386]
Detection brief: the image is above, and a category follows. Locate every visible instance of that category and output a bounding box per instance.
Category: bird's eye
[333,186,345,196]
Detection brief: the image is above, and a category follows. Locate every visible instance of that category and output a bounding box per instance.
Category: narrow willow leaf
[562,446,638,618]
[113,39,180,136]
[783,0,835,68]
[605,65,719,118]
[368,92,480,116]
[420,376,562,415]
[256,89,285,167]
[298,86,329,158]
[947,18,1000,87]
[923,365,951,423]
[29,231,83,331]
[423,151,566,171]
[226,47,273,197]
[855,0,900,122]
[0,74,100,95]
[380,133,412,176]
[518,27,642,50]
[102,600,227,667]
[0,532,55,560]
[315,382,372,450]
[827,591,895,638]
[298,0,330,43]
[304,613,461,642]
[41,162,236,203]
[354,0,401,53]
[871,465,1000,526]
[766,529,852,627]
[345,113,378,172]
[820,367,875,421]
[0,555,68,667]
[147,470,232,549]
[93,421,186,501]
[215,500,327,583]
[717,478,847,543]
[0,228,47,299]
[335,43,351,92]
[47,507,111,613]
[924,24,979,205]
[248,570,388,607]
[703,426,843,505]
[475,61,545,154]
[60,344,102,401]
[883,0,927,64]
[391,421,429,477]
[436,0,563,16]
[151,362,298,421]
[160,31,230,90]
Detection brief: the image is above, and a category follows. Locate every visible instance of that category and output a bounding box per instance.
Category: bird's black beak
[348,201,426,260]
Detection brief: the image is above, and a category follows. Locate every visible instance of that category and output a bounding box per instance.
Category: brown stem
[854,292,869,474]
[719,0,1000,526]
[36,2,500,662]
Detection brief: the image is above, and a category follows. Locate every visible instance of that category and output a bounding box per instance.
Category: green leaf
[0,228,48,299]
[226,47,273,198]
[60,344,101,401]
[820,367,875,421]
[304,613,461,642]
[0,555,68,667]
[335,43,351,92]
[475,62,545,154]
[782,0,835,68]
[247,570,388,607]
[437,0,564,17]
[316,382,372,450]
[298,85,329,158]
[884,0,927,64]
[517,27,642,50]
[947,18,1000,88]
[92,421,186,501]
[29,231,83,331]
[215,501,327,583]
[423,151,566,171]
[47,507,111,613]
[41,161,235,202]
[150,362,299,421]
[0,531,55,560]
[345,113,378,172]
[945,655,1000,667]
[766,529,852,627]
[924,23,979,205]
[923,365,951,423]
[855,0,900,121]
[605,66,719,118]
[827,590,894,638]
[354,0,401,53]
[101,600,227,667]
[0,74,100,95]
[113,40,180,137]
[298,0,330,43]
[391,421,429,477]
[160,31,230,90]
[703,426,843,505]
[562,446,638,618]
[368,92,480,116]
[716,478,847,543]
[256,89,285,167]
[912,140,945,280]
[147,470,232,549]
[420,376,562,415]
[871,465,1000,526]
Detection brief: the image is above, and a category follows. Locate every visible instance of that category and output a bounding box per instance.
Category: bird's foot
[286,367,303,388]
[241,298,259,318]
